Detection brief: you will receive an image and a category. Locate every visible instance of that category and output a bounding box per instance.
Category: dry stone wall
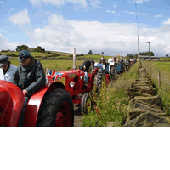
[124,62,170,127]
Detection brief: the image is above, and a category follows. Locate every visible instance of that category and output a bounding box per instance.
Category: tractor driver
[0,55,17,82]
[14,50,46,127]
[80,59,94,86]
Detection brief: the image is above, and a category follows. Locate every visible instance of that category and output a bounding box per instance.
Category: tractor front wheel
[81,92,93,115]
[36,88,74,127]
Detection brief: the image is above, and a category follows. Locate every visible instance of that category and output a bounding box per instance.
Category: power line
[134,0,139,61]
[134,0,139,35]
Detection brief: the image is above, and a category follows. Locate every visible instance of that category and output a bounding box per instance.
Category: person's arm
[25,62,46,95]
[13,69,20,86]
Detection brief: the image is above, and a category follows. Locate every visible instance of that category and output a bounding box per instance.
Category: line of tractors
[0,56,136,127]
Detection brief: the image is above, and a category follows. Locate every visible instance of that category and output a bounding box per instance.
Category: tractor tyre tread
[36,88,74,127]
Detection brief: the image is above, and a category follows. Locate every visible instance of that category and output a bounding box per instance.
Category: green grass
[159,57,170,61]
[9,58,86,71]
[152,62,170,72]
[82,62,139,127]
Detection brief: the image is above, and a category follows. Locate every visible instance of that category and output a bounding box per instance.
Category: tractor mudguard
[116,64,122,72]
[93,64,103,71]
[24,81,65,127]
[0,80,25,127]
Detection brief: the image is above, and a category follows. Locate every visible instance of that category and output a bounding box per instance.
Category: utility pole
[146,42,152,63]
[138,34,139,62]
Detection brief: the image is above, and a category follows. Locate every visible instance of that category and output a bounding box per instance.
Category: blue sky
[0,0,170,56]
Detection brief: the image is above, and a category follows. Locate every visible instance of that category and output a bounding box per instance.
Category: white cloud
[30,0,42,5]
[113,5,117,8]
[8,8,15,12]
[127,0,132,3]
[124,10,138,15]
[30,0,88,8]
[89,0,101,8]
[129,12,134,15]
[46,11,51,14]
[2,13,170,56]
[23,14,170,56]
[131,0,150,3]
[162,18,170,25]
[8,9,31,25]
[106,10,116,14]
[0,33,22,51]
[141,13,147,15]
[155,14,162,18]
[119,36,130,38]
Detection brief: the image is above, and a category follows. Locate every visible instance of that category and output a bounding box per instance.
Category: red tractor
[0,56,102,127]
[46,65,101,116]
[0,79,74,127]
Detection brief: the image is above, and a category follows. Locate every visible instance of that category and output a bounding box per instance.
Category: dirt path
[74,104,83,127]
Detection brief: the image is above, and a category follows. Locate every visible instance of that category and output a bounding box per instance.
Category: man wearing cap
[0,54,17,82]
[14,50,46,127]
[79,59,94,86]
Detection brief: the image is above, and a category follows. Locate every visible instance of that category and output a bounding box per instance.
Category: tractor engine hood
[0,80,25,126]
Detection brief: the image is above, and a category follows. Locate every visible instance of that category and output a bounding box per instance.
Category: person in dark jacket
[14,50,46,127]
[80,60,94,86]
[99,56,106,65]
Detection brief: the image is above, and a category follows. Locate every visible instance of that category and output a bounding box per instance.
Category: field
[5,51,120,71]
[142,60,170,115]
[9,58,88,71]
[0,51,114,60]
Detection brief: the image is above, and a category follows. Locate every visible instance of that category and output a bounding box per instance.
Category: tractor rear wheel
[110,66,116,80]
[81,92,93,115]
[36,88,74,127]
[94,71,104,93]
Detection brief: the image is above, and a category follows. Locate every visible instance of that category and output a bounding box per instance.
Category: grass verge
[82,62,139,127]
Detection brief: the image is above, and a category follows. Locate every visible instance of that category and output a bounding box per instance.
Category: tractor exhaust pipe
[73,48,76,70]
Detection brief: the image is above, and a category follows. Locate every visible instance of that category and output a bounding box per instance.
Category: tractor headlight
[70,82,75,87]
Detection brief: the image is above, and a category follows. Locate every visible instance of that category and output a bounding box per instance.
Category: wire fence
[141,60,170,115]
[142,62,170,87]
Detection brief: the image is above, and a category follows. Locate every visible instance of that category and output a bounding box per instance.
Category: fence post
[158,70,161,87]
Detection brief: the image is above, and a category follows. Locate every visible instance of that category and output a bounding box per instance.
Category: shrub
[52,53,60,57]
[34,56,42,58]
[45,51,52,54]
[7,54,18,57]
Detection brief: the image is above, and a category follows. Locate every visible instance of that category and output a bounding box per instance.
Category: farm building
[139,55,160,60]
[28,48,36,52]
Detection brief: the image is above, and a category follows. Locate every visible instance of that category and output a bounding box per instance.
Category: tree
[16,45,29,52]
[36,46,43,52]
[20,45,29,51]
[139,51,154,56]
[88,50,93,55]
[166,54,169,57]
[16,46,21,52]
[127,54,133,59]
